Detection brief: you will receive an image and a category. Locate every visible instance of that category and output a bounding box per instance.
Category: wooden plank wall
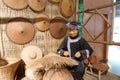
[0,0,77,58]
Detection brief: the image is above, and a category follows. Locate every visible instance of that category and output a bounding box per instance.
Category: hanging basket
[0,56,21,80]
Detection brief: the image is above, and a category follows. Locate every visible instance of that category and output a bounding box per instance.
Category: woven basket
[0,56,21,80]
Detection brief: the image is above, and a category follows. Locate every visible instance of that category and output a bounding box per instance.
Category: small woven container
[0,56,21,80]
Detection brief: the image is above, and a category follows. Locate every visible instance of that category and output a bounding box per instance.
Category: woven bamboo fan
[34,13,50,32]
[60,0,75,18]
[49,16,67,39]
[29,53,78,70]
[28,0,46,12]
[2,0,28,10]
[21,45,43,66]
[6,17,35,45]
[48,0,60,4]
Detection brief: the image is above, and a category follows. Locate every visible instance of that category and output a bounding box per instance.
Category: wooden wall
[0,0,77,58]
[84,0,111,14]
[83,0,111,60]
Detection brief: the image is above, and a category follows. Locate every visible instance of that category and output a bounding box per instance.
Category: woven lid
[48,0,60,4]
[6,17,35,45]
[49,16,67,39]
[3,0,28,10]
[60,0,75,18]
[21,45,43,66]
[34,13,50,32]
[28,0,46,12]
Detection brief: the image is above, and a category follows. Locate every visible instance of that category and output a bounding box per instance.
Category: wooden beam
[77,1,120,13]
[88,40,120,46]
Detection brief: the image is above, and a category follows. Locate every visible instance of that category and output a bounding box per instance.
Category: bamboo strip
[83,27,94,40]
[91,9,112,40]
[0,30,4,57]
[93,25,111,41]
[83,13,95,27]
[95,9,111,26]
[82,13,95,40]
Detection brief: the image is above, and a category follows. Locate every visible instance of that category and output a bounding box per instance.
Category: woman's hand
[74,51,81,58]
[63,51,69,57]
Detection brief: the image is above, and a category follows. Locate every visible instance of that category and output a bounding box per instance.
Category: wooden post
[75,0,77,21]
[98,70,101,80]
[110,5,115,43]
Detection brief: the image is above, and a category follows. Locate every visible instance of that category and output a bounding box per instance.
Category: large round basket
[0,56,21,80]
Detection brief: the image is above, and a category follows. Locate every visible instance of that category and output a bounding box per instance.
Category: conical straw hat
[6,17,35,45]
[49,16,67,39]
[3,0,28,10]
[21,45,43,66]
[34,13,50,32]
[28,0,46,12]
[48,0,60,4]
[60,0,75,18]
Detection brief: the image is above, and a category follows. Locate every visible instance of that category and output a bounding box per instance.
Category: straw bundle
[0,56,21,80]
[43,68,74,80]
[29,53,78,70]
[25,64,45,80]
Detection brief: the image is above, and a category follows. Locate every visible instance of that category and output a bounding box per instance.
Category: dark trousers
[68,61,85,80]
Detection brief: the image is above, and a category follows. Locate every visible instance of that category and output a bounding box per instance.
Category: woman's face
[68,29,78,37]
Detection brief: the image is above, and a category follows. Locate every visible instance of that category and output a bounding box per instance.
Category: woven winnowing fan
[26,53,77,80]
[29,53,78,70]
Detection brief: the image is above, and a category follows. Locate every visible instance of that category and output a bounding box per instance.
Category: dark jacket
[57,36,93,61]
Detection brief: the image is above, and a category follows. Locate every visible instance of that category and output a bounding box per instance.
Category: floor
[83,72,120,80]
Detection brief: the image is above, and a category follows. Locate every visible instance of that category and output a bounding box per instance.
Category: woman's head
[66,21,81,37]
[68,29,78,37]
